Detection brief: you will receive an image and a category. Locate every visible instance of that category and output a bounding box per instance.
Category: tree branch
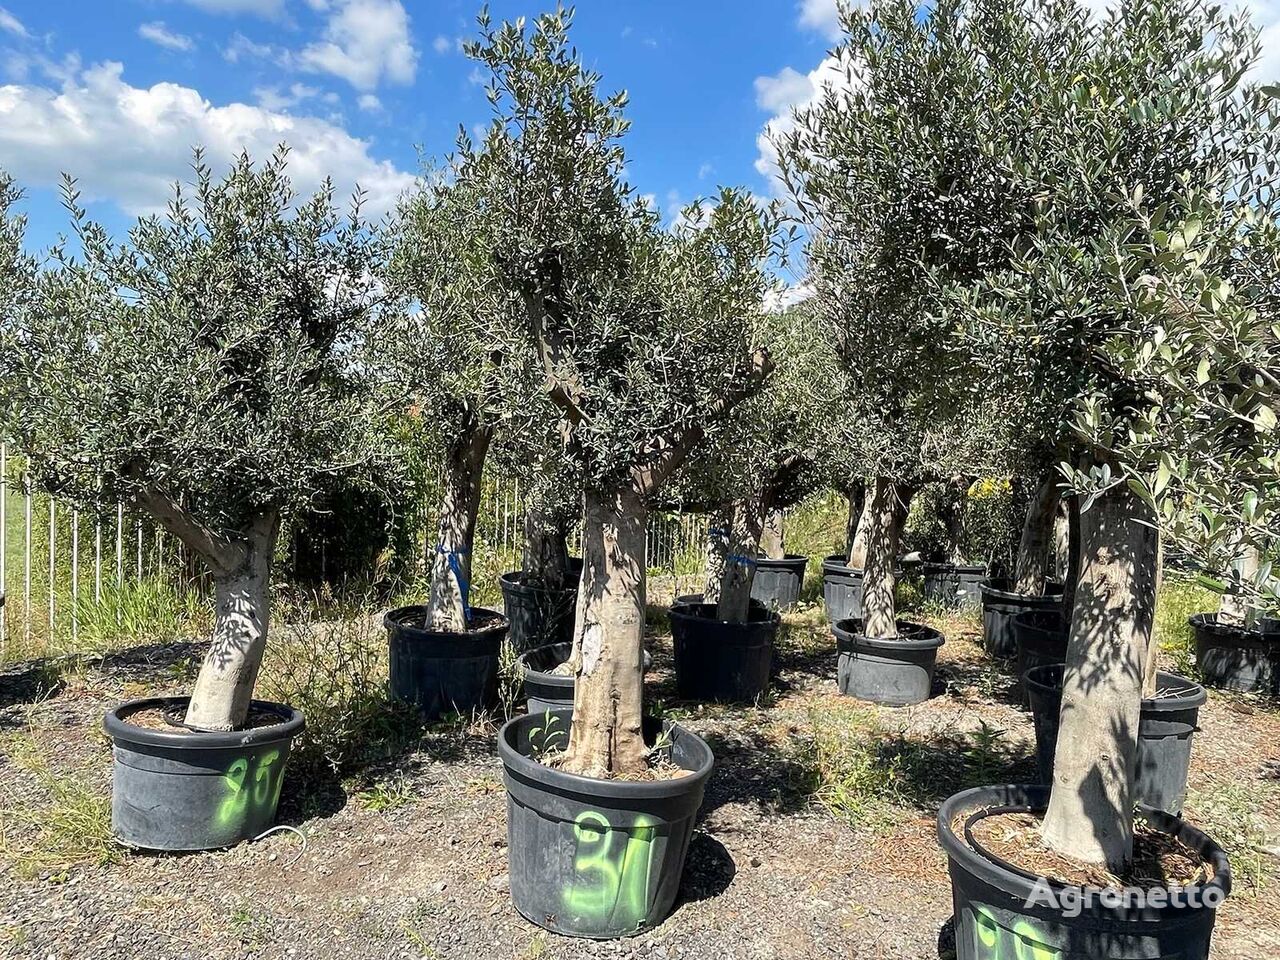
[517,252,591,427]
[132,483,246,577]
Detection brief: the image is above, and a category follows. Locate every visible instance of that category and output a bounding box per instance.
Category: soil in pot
[498,711,714,939]
[979,578,1063,658]
[386,605,508,721]
[669,602,779,703]
[922,563,987,608]
[500,558,584,654]
[1188,612,1279,696]
[520,642,652,718]
[833,618,944,707]
[937,784,1230,960]
[1024,665,1206,815]
[750,554,808,611]
[103,696,305,851]
[1012,609,1068,706]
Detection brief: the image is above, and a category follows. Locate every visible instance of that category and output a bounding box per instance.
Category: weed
[353,775,416,812]
[229,903,275,947]
[529,711,567,759]
[1156,575,1219,677]
[1185,777,1279,896]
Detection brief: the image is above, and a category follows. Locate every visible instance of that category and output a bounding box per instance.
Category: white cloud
[754,54,857,190]
[0,6,28,38]
[253,82,321,111]
[432,35,458,55]
[754,66,814,114]
[697,162,714,180]
[797,0,844,40]
[138,22,195,53]
[223,32,283,64]
[0,61,414,217]
[764,281,813,312]
[178,0,287,17]
[299,0,418,91]
[357,92,382,112]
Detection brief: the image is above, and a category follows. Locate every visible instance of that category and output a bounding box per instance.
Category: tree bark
[717,491,766,623]
[426,421,492,632]
[1060,494,1082,633]
[522,487,571,592]
[1015,472,1061,595]
[861,477,912,639]
[848,493,875,568]
[939,475,970,564]
[844,480,866,559]
[1040,483,1159,871]
[185,511,280,731]
[562,485,649,778]
[703,503,733,604]
[760,508,785,560]
[1218,544,1261,627]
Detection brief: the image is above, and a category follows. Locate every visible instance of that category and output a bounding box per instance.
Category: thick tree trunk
[862,477,912,639]
[844,480,866,559]
[939,475,971,565]
[522,489,571,592]
[1041,484,1159,870]
[562,485,648,778]
[703,503,733,604]
[185,512,279,731]
[1060,494,1082,633]
[717,492,766,623]
[426,423,492,632]
[1218,545,1261,627]
[1015,472,1061,595]
[848,493,875,568]
[760,508,785,560]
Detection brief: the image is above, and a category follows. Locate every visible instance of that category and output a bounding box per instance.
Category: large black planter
[500,559,584,654]
[750,554,808,610]
[669,602,779,703]
[103,696,305,851]
[385,605,508,721]
[938,784,1229,960]
[498,711,714,939]
[822,554,865,622]
[922,563,987,608]
[519,642,652,718]
[1188,612,1280,696]
[833,618,944,706]
[1012,609,1069,706]
[979,579,1063,658]
[1024,665,1206,815]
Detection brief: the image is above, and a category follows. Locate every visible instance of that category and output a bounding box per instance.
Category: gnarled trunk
[522,487,571,592]
[717,491,766,623]
[1218,544,1261,627]
[185,511,280,731]
[1041,484,1159,870]
[1015,472,1060,595]
[562,485,648,778]
[939,475,970,565]
[862,477,912,639]
[848,491,874,568]
[703,503,733,604]
[426,421,492,632]
[844,480,866,559]
[760,508,785,560]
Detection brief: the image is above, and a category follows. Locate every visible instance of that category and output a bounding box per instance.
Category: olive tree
[0,151,385,731]
[462,9,778,776]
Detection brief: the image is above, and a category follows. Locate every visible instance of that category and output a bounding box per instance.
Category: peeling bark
[848,493,874,568]
[703,503,733,604]
[844,480,866,560]
[861,477,913,639]
[760,508,785,560]
[185,511,280,731]
[1061,494,1082,633]
[562,485,649,778]
[1015,473,1061,595]
[1041,484,1159,870]
[939,475,971,565]
[717,491,765,623]
[427,421,492,632]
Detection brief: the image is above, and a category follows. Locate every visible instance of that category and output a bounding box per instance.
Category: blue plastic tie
[708,526,730,538]
[436,544,471,624]
[727,554,758,568]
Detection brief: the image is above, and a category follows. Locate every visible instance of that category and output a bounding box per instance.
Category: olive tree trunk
[848,492,874,568]
[760,508,785,560]
[427,422,493,632]
[1218,544,1261,627]
[940,475,970,564]
[1060,494,1082,631]
[844,480,866,559]
[562,485,649,778]
[522,489,572,592]
[861,477,913,639]
[185,511,280,731]
[717,491,766,623]
[1015,472,1061,595]
[1040,484,1159,870]
[703,503,733,604]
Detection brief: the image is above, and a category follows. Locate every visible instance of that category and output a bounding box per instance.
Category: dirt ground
[0,593,1277,960]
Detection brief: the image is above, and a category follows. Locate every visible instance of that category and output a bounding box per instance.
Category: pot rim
[980,578,1065,602]
[1188,611,1280,642]
[1023,664,1207,711]
[832,617,945,651]
[497,711,714,801]
[921,562,989,575]
[668,601,781,627]
[103,696,305,748]
[936,783,1231,905]
[754,553,809,565]
[519,642,652,681]
[383,604,510,639]
[499,569,581,595]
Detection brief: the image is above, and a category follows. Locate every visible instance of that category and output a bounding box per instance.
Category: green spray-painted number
[562,811,657,931]
[216,749,283,828]
[971,908,1060,960]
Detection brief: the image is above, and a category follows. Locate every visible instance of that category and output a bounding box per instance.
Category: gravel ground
[0,599,1277,960]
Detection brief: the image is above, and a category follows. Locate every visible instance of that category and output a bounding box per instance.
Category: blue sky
[0,0,848,252]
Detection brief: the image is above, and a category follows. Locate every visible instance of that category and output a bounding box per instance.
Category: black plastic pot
[498,711,714,939]
[520,642,652,718]
[103,696,304,851]
[1024,665,1206,815]
[1013,609,1069,706]
[1188,612,1280,696]
[822,554,865,623]
[979,578,1063,658]
[922,563,987,608]
[938,784,1230,960]
[833,618,944,706]
[385,605,508,721]
[669,602,779,703]
[750,554,808,610]
[500,558,584,654]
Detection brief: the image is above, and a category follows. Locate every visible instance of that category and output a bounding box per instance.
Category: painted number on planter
[563,811,657,930]
[973,906,1059,960]
[217,749,284,828]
